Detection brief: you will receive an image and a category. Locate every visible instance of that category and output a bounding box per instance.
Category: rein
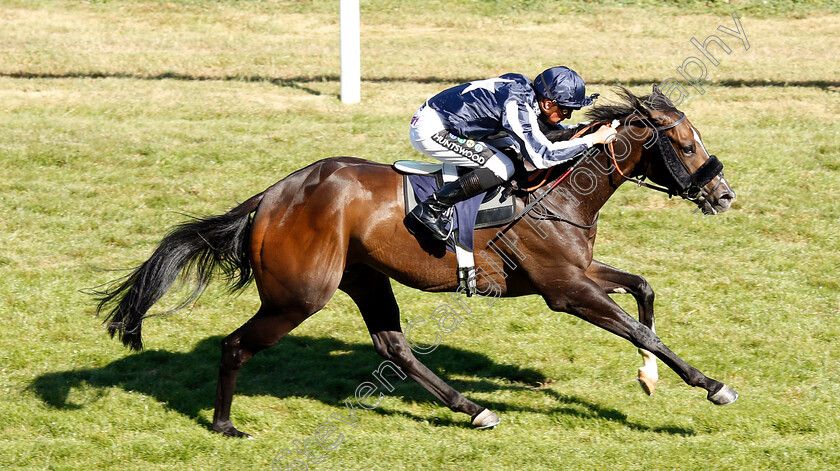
[489,152,596,246]
[506,122,605,231]
[503,111,720,237]
[503,120,635,233]
[522,114,686,221]
[530,113,686,194]
[605,113,687,195]
[520,121,607,193]
[521,155,600,229]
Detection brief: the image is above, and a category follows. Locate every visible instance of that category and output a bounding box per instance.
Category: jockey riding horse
[408,66,617,241]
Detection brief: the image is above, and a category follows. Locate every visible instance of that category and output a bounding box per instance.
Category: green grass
[1,1,839,470]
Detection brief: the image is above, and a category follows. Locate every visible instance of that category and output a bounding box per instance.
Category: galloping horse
[95,86,738,437]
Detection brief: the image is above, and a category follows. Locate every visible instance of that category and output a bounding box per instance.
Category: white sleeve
[503,100,593,169]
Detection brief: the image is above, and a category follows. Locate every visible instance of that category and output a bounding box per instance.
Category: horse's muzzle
[697,174,735,215]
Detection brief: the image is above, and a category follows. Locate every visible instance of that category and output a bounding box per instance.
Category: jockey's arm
[502,100,595,170]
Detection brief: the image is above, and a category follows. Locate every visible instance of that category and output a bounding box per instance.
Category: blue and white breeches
[409,104,516,181]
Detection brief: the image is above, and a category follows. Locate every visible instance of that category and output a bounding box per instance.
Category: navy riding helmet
[534,66,598,108]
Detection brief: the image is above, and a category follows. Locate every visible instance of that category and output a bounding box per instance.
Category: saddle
[393,158,580,296]
[395,161,517,237]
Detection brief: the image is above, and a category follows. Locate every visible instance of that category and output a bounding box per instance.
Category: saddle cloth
[395,160,516,252]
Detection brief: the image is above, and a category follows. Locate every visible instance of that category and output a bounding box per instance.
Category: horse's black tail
[94,193,265,351]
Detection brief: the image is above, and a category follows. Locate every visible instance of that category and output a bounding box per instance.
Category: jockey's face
[538,98,574,125]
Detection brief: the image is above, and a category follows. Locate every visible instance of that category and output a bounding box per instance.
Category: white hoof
[471,409,500,429]
[637,367,658,396]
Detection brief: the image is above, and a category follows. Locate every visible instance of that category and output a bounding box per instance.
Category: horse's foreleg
[547,276,737,405]
[340,266,499,428]
[586,260,658,395]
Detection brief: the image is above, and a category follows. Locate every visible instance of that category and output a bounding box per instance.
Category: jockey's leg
[407,105,516,240]
[408,165,507,241]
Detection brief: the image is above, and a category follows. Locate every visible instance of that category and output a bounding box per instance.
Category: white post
[340,0,361,104]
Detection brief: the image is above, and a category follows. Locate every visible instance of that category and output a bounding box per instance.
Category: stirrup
[457,264,476,297]
[427,207,455,241]
[409,203,454,241]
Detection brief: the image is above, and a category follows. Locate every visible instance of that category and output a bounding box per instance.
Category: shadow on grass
[30,335,693,436]
[3,72,838,96]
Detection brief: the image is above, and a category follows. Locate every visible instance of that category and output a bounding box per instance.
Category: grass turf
[1,1,838,470]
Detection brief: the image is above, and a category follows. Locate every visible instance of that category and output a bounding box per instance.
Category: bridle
[606,113,724,202]
[605,114,684,194]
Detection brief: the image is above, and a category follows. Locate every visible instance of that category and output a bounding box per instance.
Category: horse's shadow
[31,335,693,435]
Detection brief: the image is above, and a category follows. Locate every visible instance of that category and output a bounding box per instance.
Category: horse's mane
[585,86,678,123]
[542,87,677,143]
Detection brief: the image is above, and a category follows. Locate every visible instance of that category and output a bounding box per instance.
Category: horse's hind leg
[339,265,500,428]
[586,260,658,395]
[211,303,312,437]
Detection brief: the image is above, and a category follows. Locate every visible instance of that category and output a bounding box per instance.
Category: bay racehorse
[95,85,738,437]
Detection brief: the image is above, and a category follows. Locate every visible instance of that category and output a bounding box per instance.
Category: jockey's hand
[591,124,618,145]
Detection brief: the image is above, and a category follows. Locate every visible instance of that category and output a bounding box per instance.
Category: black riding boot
[408,167,504,241]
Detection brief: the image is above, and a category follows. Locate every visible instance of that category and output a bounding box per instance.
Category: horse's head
[634,86,736,215]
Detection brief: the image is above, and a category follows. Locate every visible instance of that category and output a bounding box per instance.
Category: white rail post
[340,0,361,104]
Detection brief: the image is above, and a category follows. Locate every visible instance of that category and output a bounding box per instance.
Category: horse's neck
[545,145,637,221]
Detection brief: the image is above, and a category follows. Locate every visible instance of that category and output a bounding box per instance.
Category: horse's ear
[640,95,656,117]
[646,85,665,115]
[651,84,663,96]
[645,84,677,115]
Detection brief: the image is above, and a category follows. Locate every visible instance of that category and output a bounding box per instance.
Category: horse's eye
[682,144,695,154]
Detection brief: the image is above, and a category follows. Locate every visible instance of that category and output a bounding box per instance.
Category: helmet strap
[538,72,558,105]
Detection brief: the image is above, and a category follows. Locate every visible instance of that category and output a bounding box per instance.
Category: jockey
[408,65,617,241]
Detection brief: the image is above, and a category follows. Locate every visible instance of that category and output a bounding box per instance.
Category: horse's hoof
[225,429,253,438]
[707,384,738,406]
[637,369,657,396]
[212,421,253,438]
[471,409,500,429]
